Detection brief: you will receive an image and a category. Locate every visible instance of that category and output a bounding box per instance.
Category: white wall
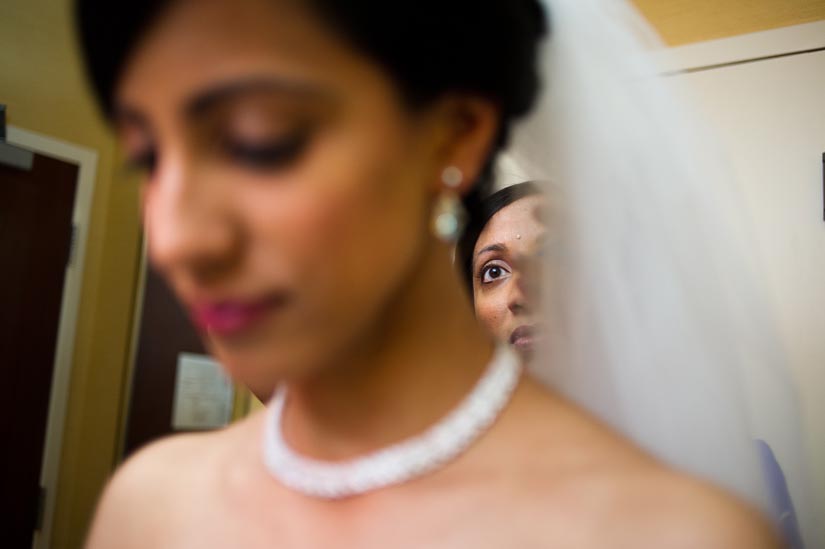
[665,26,825,545]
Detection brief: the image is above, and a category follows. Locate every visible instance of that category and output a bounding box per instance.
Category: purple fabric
[756,439,804,549]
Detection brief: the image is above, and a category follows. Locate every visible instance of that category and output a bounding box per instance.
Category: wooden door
[123,265,207,457]
[0,151,77,548]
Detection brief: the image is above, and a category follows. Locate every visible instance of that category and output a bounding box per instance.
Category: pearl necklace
[262,346,521,499]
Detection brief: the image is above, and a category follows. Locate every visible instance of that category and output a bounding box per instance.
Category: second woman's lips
[509,325,537,351]
[191,295,285,335]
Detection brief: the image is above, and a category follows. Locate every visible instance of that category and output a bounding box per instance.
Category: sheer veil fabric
[503,0,818,545]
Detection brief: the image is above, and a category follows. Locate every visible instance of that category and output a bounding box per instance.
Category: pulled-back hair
[74,0,548,204]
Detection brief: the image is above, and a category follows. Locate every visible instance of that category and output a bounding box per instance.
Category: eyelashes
[223,131,309,170]
[124,149,158,174]
[122,131,311,176]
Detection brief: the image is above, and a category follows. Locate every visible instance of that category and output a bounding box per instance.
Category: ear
[429,95,500,196]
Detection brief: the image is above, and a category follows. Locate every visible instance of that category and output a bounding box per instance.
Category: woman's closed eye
[120,132,310,179]
[125,147,158,175]
[119,119,158,175]
[479,262,512,284]
[222,131,310,171]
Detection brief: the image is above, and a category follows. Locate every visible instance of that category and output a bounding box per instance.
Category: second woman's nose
[507,272,529,315]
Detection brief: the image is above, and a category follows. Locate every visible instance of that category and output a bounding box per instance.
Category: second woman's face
[472,195,545,360]
[114,0,471,394]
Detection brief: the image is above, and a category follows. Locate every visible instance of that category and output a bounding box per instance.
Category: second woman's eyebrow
[184,76,336,121]
[475,243,507,261]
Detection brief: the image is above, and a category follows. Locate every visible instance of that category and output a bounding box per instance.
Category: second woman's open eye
[480,262,512,285]
[222,130,311,171]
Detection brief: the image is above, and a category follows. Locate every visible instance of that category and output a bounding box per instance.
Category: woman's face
[114,0,494,395]
[472,195,545,360]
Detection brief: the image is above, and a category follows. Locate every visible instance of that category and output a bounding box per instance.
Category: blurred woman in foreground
[74,0,798,547]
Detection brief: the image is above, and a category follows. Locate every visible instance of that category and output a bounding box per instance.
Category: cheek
[239,182,359,291]
[474,291,509,342]
[241,126,428,318]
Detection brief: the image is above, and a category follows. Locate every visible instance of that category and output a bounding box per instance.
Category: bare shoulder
[497,378,780,548]
[596,469,781,549]
[85,431,220,548]
[85,412,263,549]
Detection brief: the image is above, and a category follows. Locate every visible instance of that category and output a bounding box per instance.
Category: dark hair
[74,0,548,203]
[456,181,541,295]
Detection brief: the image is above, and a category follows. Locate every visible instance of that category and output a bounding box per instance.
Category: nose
[144,155,240,282]
[507,272,529,315]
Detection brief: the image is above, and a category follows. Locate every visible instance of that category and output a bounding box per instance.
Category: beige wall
[633,0,825,45]
[670,47,825,547]
[0,0,141,548]
[2,1,825,548]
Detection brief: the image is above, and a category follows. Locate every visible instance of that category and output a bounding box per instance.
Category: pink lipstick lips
[509,325,538,354]
[191,295,284,336]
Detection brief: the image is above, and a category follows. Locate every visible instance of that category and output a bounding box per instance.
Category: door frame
[6,125,97,549]
[654,19,825,73]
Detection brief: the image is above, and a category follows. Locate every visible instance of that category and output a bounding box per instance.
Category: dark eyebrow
[185,76,334,120]
[474,243,507,261]
[112,106,149,129]
[113,76,333,129]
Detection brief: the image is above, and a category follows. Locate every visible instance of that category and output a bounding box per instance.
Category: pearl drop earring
[431,166,467,243]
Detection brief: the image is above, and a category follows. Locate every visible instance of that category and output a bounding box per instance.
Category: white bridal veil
[503,0,818,545]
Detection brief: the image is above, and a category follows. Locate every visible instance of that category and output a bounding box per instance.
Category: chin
[208,336,323,398]
[511,342,534,364]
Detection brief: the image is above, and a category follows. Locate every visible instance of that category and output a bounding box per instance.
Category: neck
[282,239,495,461]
